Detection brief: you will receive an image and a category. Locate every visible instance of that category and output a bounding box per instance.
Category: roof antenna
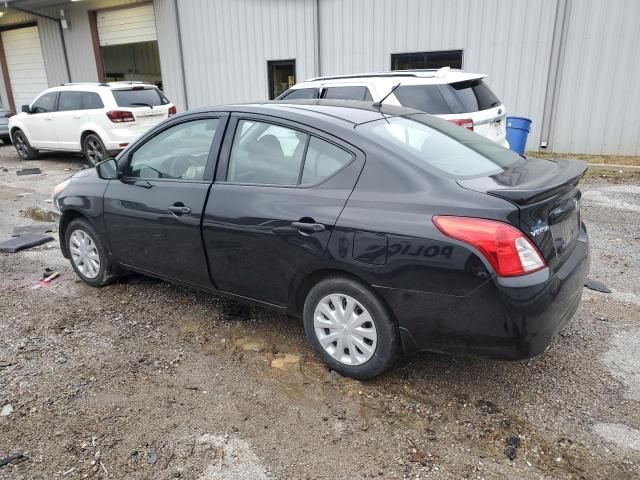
[372,83,401,108]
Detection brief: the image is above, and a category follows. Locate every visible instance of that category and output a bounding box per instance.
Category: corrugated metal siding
[153,0,187,111]
[176,0,317,107]
[550,0,640,155]
[319,0,558,151]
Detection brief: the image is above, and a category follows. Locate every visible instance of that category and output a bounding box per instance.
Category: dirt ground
[1,145,639,480]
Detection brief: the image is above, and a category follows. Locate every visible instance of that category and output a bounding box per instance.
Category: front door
[203,115,364,306]
[26,91,59,149]
[103,114,227,286]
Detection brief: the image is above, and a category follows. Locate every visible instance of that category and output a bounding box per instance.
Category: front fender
[8,117,31,143]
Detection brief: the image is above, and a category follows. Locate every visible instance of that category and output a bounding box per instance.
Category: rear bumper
[102,128,144,151]
[377,223,590,360]
[0,124,9,138]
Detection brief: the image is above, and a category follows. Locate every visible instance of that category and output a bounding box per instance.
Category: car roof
[188,100,420,127]
[297,68,486,88]
[46,82,158,93]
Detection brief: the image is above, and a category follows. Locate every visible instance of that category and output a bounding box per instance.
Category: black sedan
[54,101,590,378]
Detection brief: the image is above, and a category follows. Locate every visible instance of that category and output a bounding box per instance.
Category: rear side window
[301,138,353,185]
[82,92,104,109]
[324,86,373,101]
[31,92,58,113]
[112,88,168,107]
[393,85,451,114]
[58,91,83,111]
[357,114,521,179]
[281,88,319,100]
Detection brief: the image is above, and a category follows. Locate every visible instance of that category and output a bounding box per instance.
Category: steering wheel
[162,153,205,179]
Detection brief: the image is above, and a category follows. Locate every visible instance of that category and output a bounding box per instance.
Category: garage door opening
[91,4,162,89]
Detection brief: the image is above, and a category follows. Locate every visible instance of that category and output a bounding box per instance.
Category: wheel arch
[59,209,93,258]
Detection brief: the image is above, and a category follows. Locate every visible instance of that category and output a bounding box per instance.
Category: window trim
[119,113,229,184]
[390,49,464,70]
[216,113,356,189]
[267,59,296,100]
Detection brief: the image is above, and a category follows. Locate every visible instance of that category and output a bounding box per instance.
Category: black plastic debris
[16,167,42,176]
[12,223,57,237]
[0,452,25,468]
[0,234,54,253]
[584,278,612,293]
[504,435,521,460]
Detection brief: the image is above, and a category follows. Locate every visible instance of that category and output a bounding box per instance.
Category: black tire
[12,129,38,160]
[303,276,401,379]
[83,133,108,166]
[65,218,116,287]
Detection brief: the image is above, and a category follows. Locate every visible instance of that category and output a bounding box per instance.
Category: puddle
[594,423,640,452]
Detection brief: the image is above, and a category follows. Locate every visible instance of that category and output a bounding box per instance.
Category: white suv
[9,82,176,164]
[277,68,508,147]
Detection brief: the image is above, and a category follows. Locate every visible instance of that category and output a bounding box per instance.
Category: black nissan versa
[53,101,590,379]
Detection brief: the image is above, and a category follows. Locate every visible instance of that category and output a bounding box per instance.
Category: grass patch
[526,151,640,167]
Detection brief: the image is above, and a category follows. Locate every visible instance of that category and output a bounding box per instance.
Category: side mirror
[96,158,119,180]
[21,105,31,114]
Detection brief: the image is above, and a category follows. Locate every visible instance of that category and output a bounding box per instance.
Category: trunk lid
[458,158,587,268]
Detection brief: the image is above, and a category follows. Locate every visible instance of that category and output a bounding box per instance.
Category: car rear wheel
[65,218,115,287]
[303,276,401,379]
[13,130,38,160]
[83,134,107,166]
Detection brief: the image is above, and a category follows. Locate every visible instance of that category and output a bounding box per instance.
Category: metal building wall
[318,0,558,151]
[153,0,187,111]
[175,0,317,108]
[549,0,640,155]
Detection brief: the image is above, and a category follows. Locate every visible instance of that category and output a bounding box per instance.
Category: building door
[0,26,49,112]
[268,60,296,99]
[94,4,162,88]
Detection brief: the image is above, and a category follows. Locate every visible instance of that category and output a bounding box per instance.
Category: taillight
[433,216,546,277]
[448,118,474,131]
[168,106,177,116]
[106,110,135,123]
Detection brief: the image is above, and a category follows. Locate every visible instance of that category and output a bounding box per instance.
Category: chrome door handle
[167,205,191,215]
[291,221,325,233]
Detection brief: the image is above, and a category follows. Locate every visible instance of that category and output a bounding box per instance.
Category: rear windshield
[357,113,522,179]
[393,79,501,114]
[112,88,169,107]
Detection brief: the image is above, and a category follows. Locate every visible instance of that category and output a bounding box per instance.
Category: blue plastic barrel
[505,116,532,155]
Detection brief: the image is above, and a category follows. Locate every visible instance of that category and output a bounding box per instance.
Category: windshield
[112,88,168,107]
[357,114,523,179]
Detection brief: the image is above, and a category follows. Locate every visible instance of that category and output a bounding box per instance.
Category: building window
[268,60,296,100]
[391,50,463,70]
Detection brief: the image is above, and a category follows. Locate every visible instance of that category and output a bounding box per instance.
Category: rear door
[103,113,227,285]
[203,114,364,306]
[54,91,84,150]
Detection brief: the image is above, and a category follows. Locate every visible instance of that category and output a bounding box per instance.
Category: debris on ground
[235,337,267,352]
[32,270,60,289]
[22,206,58,222]
[504,435,521,460]
[1,404,14,416]
[0,452,25,468]
[148,448,160,465]
[477,399,499,414]
[0,234,54,253]
[12,223,57,237]
[270,353,300,370]
[585,278,612,293]
[16,167,42,176]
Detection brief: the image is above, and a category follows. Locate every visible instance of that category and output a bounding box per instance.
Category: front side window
[31,92,58,113]
[357,114,521,179]
[280,88,319,100]
[228,120,307,185]
[58,91,83,111]
[323,86,373,101]
[125,118,219,180]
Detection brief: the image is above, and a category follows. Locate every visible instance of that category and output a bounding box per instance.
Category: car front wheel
[83,134,108,166]
[12,130,38,160]
[303,276,401,379]
[65,218,115,287]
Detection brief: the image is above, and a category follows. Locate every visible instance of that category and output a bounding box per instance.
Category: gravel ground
[1,145,639,479]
